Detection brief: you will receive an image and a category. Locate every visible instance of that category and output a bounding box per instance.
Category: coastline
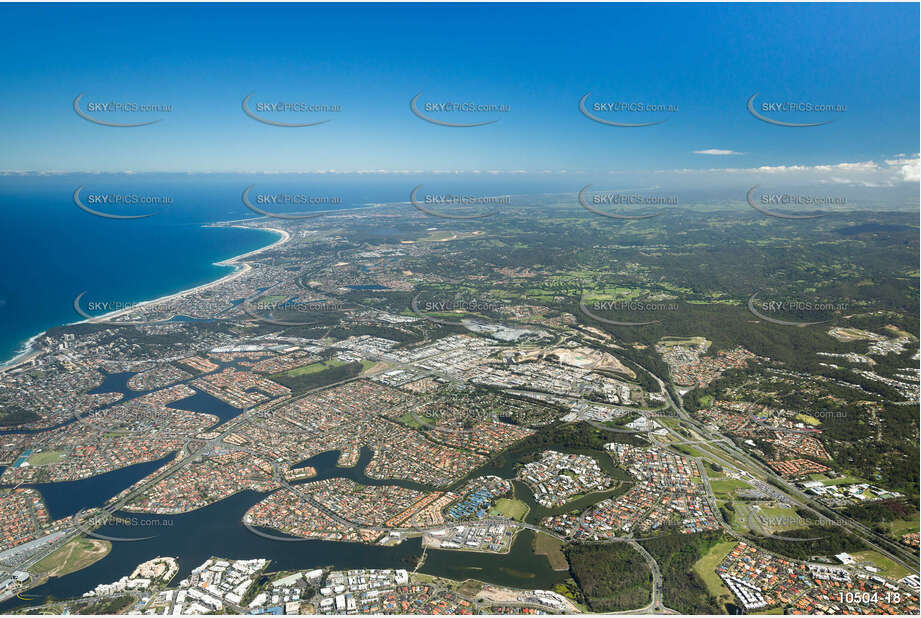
[0,223,290,374]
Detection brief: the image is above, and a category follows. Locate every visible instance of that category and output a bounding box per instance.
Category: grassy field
[691,540,737,610]
[31,538,111,579]
[725,501,751,532]
[490,498,529,521]
[757,505,796,518]
[396,413,432,430]
[795,413,821,426]
[850,550,914,580]
[883,325,914,339]
[703,461,725,479]
[754,505,800,530]
[829,327,876,342]
[656,416,682,429]
[359,360,388,375]
[709,479,751,499]
[886,515,920,538]
[533,532,568,571]
[27,450,65,466]
[269,359,365,394]
[673,444,707,459]
[657,336,709,347]
[456,579,484,597]
[279,359,349,377]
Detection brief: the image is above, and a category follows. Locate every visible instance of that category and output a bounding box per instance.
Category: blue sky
[1,3,918,183]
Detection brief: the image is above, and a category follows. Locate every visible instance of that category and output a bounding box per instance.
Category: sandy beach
[0,224,291,374]
[78,224,291,324]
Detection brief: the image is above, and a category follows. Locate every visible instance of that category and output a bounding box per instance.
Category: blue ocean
[0,174,397,364]
[0,174,573,364]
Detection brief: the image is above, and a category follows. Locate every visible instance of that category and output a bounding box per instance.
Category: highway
[640,359,920,576]
[4,321,917,611]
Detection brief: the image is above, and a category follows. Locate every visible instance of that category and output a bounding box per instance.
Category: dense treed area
[842,500,920,541]
[842,499,915,525]
[750,526,867,560]
[268,360,364,393]
[640,532,725,614]
[579,300,909,373]
[516,421,648,452]
[0,405,40,426]
[566,543,652,612]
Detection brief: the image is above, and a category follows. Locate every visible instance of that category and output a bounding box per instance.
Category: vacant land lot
[850,550,914,580]
[692,540,737,610]
[28,450,66,466]
[709,479,751,499]
[281,359,349,377]
[491,498,529,521]
[533,532,568,571]
[32,538,111,579]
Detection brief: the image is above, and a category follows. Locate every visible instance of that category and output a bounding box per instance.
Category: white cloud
[693,149,743,156]
[667,155,918,187]
[884,154,920,182]
[2,156,916,186]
